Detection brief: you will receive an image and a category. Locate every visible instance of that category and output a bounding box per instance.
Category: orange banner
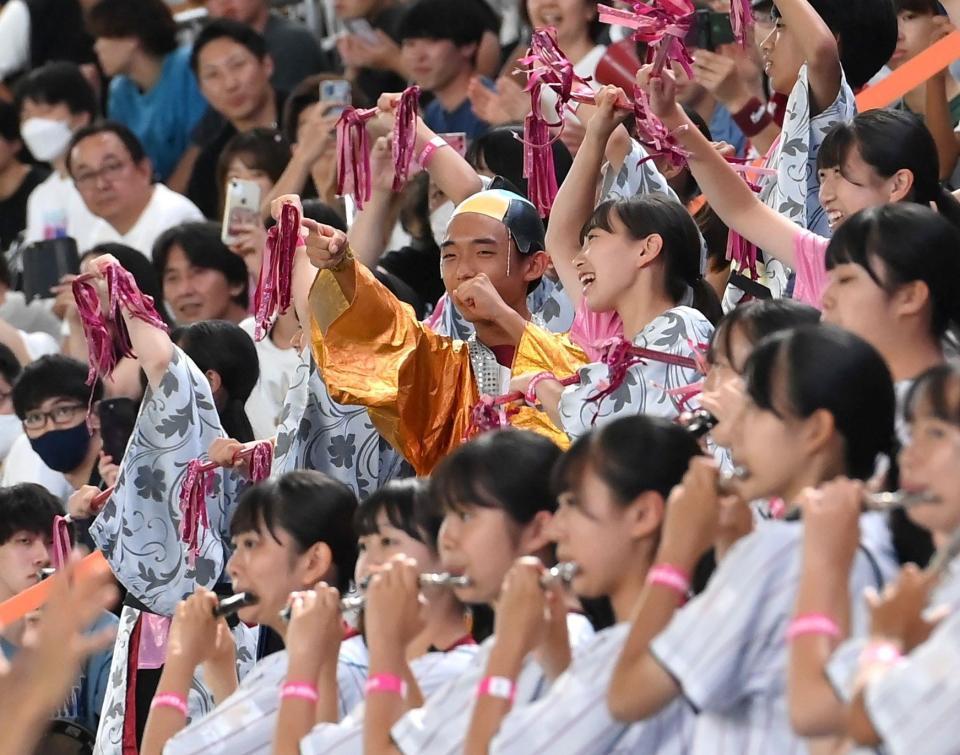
[0,551,109,627]
[857,31,960,111]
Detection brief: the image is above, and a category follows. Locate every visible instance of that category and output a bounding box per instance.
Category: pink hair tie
[477,675,516,704]
[150,692,188,716]
[365,673,408,698]
[647,564,690,598]
[786,613,841,641]
[281,682,319,703]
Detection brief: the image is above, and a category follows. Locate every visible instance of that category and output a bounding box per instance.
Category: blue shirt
[709,102,748,158]
[422,86,491,142]
[107,46,209,181]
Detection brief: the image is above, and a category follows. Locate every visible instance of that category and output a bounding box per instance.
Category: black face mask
[28,422,91,473]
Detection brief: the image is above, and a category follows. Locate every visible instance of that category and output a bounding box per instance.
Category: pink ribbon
[392,86,421,191]
[247,440,274,483]
[51,515,72,571]
[598,1,695,77]
[253,203,302,341]
[729,0,756,48]
[178,459,213,566]
[336,106,377,209]
[633,85,690,171]
[724,167,766,280]
[463,374,580,439]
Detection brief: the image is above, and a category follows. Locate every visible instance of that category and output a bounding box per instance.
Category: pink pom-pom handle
[253,202,302,341]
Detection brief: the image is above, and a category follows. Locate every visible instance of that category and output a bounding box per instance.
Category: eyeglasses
[73,159,130,190]
[23,404,86,432]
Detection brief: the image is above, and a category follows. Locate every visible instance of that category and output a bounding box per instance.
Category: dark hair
[818,110,960,228]
[745,324,895,480]
[87,0,178,57]
[552,415,701,504]
[398,0,487,48]
[431,429,561,523]
[354,478,442,550]
[13,355,103,419]
[190,18,269,73]
[230,470,358,593]
[153,222,249,310]
[825,204,960,338]
[468,126,574,205]
[14,61,98,120]
[171,320,259,442]
[518,0,605,45]
[65,121,148,176]
[580,195,722,324]
[0,343,21,387]
[895,0,941,13]
[904,363,960,426]
[0,483,63,545]
[0,101,19,143]
[772,0,897,89]
[82,243,173,327]
[708,299,822,372]
[301,199,347,232]
[216,128,290,213]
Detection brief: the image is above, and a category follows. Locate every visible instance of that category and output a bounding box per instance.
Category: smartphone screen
[221,178,261,245]
[320,79,352,117]
[343,17,379,44]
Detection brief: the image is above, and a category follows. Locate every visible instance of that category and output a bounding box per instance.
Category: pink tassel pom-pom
[392,86,421,191]
[632,86,690,170]
[247,441,274,483]
[729,0,755,48]
[522,112,560,217]
[179,459,213,566]
[253,202,301,341]
[51,515,72,571]
[336,106,377,209]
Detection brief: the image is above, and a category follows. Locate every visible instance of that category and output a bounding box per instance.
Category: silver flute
[717,464,750,494]
[680,409,719,439]
[861,491,940,512]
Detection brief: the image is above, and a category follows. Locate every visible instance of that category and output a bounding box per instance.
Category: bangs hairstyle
[215,128,290,214]
[12,354,102,419]
[579,196,722,324]
[0,483,64,545]
[354,478,443,551]
[896,0,940,12]
[904,364,960,426]
[551,415,701,503]
[817,110,960,228]
[708,299,821,371]
[744,324,895,480]
[229,470,358,593]
[430,430,561,524]
[825,204,960,338]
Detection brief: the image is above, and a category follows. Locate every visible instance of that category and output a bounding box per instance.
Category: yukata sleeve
[88,347,246,616]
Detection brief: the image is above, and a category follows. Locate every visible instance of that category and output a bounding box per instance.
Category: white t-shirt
[20,328,58,361]
[81,184,203,258]
[24,171,100,245]
[238,318,303,440]
[0,0,29,79]
[0,433,73,501]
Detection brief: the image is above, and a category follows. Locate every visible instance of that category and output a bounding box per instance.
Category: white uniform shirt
[81,184,203,258]
[162,635,368,755]
[239,317,303,440]
[391,614,596,755]
[24,170,99,245]
[651,517,893,755]
[491,622,694,755]
[300,642,480,755]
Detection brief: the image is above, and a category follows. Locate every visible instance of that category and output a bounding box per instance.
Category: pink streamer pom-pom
[392,86,421,191]
[179,459,213,565]
[336,106,377,209]
[51,515,72,571]
[632,86,690,170]
[665,380,704,412]
[729,0,755,48]
[247,441,274,483]
[464,395,519,439]
[253,202,301,341]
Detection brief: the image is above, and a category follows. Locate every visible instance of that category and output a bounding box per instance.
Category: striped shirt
[490,622,694,755]
[391,614,596,755]
[163,636,368,755]
[651,516,893,755]
[300,643,479,755]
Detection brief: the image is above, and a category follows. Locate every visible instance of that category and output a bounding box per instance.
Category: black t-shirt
[0,165,47,250]
[378,238,444,311]
[186,90,287,220]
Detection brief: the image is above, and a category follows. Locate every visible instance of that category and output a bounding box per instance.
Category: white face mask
[20,117,74,162]
[430,201,454,246]
[0,414,22,461]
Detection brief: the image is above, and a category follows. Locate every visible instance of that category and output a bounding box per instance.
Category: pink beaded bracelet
[281,682,319,703]
[646,564,691,597]
[150,692,188,717]
[525,371,558,408]
[786,613,841,641]
[365,673,408,698]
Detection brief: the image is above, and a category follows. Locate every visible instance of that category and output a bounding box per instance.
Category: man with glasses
[67,121,202,257]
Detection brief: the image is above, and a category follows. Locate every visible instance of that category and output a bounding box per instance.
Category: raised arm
[545,86,630,306]
[639,66,802,268]
[772,0,841,115]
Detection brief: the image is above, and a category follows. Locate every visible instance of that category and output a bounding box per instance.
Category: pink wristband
[365,673,408,698]
[418,136,450,169]
[646,564,691,597]
[859,640,903,668]
[477,675,516,703]
[786,613,841,641]
[525,371,557,408]
[281,682,319,703]
[150,692,187,716]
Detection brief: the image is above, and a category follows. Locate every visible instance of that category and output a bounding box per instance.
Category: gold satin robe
[309,263,587,475]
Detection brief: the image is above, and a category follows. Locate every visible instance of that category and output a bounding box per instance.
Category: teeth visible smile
[579,272,596,290]
[826,210,844,229]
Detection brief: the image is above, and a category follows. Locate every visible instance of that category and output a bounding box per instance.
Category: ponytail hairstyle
[431,429,561,525]
[745,324,896,480]
[354,478,442,552]
[172,320,259,443]
[818,110,960,228]
[708,299,822,373]
[580,194,722,324]
[230,470,358,593]
[826,204,960,339]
